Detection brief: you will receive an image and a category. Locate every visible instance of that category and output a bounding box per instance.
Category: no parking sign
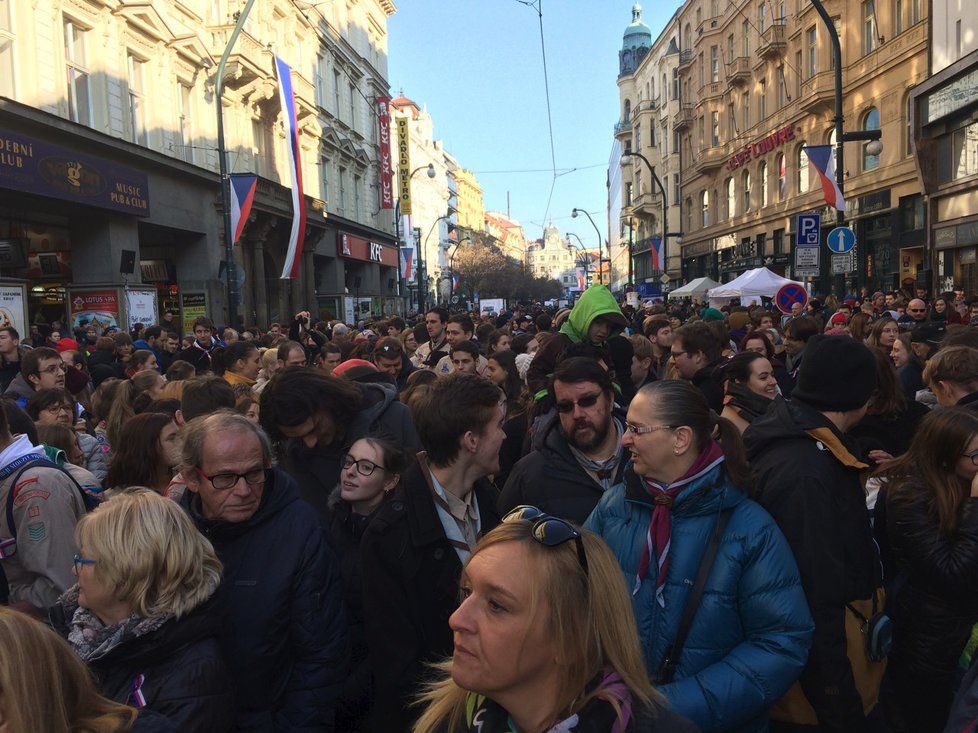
[775,283,809,315]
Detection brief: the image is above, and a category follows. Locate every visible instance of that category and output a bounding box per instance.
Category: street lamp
[621,151,680,284]
[571,208,604,285]
[566,232,592,288]
[448,237,471,305]
[421,213,453,314]
[395,163,437,315]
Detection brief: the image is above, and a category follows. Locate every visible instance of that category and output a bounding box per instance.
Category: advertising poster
[0,283,26,337]
[344,297,373,326]
[125,288,158,331]
[69,288,120,330]
[181,292,207,333]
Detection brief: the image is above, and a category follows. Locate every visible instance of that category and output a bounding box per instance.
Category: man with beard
[498,357,627,524]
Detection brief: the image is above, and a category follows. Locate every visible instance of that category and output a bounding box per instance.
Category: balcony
[799,71,834,113]
[674,103,694,131]
[678,49,694,74]
[758,22,786,59]
[695,144,728,175]
[210,26,270,89]
[614,118,632,138]
[631,191,662,217]
[727,56,751,85]
[697,16,722,39]
[696,81,725,106]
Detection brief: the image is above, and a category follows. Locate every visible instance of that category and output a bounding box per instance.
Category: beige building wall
[454,167,485,232]
[484,210,526,263]
[932,0,977,73]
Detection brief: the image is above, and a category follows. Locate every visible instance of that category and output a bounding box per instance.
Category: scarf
[462,670,633,733]
[193,338,216,366]
[63,586,170,664]
[724,382,773,424]
[635,440,725,605]
[224,370,256,388]
[567,419,625,493]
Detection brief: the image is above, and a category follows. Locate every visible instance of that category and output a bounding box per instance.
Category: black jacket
[745,397,879,733]
[691,358,726,413]
[279,382,420,525]
[50,596,234,733]
[850,399,930,457]
[360,459,501,731]
[173,339,219,374]
[498,409,627,525]
[86,349,126,387]
[181,469,348,732]
[325,489,378,732]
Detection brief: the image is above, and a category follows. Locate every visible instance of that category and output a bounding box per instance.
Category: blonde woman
[413,514,696,733]
[0,606,151,732]
[253,347,281,394]
[50,489,233,732]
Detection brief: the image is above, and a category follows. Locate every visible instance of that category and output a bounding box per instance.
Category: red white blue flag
[649,236,665,271]
[452,274,460,293]
[803,145,846,212]
[229,174,257,245]
[400,246,414,281]
[275,57,307,279]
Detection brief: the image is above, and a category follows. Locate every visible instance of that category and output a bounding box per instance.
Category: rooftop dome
[622,4,652,50]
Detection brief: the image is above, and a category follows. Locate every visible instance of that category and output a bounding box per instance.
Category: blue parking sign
[797,214,821,247]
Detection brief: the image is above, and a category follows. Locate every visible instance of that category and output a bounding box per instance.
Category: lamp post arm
[809,0,845,227]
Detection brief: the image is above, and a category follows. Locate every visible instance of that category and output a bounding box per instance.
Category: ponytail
[708,408,750,487]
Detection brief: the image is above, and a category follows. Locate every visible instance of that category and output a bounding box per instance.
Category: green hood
[559,285,628,344]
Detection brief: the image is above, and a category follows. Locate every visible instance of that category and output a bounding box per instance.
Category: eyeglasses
[502,505,588,575]
[669,349,693,359]
[73,554,96,573]
[342,455,386,477]
[39,363,67,374]
[194,466,267,490]
[625,422,676,435]
[963,450,978,466]
[43,404,73,415]
[908,308,926,313]
[554,393,602,414]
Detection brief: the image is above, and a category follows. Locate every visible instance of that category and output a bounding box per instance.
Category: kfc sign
[726,125,796,172]
[376,97,394,209]
[337,231,398,267]
[369,242,383,261]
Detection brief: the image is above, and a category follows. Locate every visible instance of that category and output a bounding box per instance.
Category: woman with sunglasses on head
[585,380,813,732]
[874,408,978,733]
[413,514,697,733]
[327,435,406,732]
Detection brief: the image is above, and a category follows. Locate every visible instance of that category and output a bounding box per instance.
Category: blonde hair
[0,607,137,732]
[76,488,222,620]
[160,379,186,402]
[105,371,163,447]
[413,522,658,733]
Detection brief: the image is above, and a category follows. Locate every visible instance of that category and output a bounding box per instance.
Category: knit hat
[829,312,848,326]
[728,311,751,331]
[791,335,877,412]
[55,338,79,353]
[514,352,534,382]
[700,307,725,322]
[554,307,572,329]
[331,359,377,381]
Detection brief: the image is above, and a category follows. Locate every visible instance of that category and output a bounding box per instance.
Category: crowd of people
[2,282,978,732]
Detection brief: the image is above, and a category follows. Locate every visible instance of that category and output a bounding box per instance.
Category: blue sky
[387,1,681,247]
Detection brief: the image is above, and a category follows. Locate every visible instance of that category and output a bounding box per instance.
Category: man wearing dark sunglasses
[500,357,626,525]
[360,373,504,731]
[897,297,929,326]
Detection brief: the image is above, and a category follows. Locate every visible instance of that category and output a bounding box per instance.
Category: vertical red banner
[376,96,394,209]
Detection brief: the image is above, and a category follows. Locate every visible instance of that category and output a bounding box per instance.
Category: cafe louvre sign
[725,125,797,173]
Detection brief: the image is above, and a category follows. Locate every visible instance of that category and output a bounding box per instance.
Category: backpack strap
[655,507,733,685]
[3,456,90,557]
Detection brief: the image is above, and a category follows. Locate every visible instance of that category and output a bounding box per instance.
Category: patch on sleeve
[13,487,50,506]
[27,505,39,519]
[26,522,46,542]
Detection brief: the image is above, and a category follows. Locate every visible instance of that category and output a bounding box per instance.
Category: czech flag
[649,236,665,271]
[400,246,414,281]
[229,174,257,246]
[452,274,460,292]
[275,57,307,279]
[803,145,846,212]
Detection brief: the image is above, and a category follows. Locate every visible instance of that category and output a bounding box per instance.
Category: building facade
[617,0,929,295]
[615,5,683,297]
[453,167,485,233]
[484,210,527,263]
[911,0,978,293]
[0,0,399,330]
[527,223,589,295]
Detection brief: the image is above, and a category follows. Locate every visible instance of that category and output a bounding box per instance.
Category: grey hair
[181,410,272,471]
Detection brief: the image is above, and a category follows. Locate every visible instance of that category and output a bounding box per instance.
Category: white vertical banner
[125,288,158,331]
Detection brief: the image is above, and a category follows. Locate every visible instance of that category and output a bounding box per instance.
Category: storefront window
[937,122,978,183]
[863,107,881,170]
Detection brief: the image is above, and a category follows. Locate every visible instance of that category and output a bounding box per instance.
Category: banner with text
[377,97,394,209]
[396,117,412,215]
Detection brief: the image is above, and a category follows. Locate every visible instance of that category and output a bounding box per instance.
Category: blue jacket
[585,463,813,732]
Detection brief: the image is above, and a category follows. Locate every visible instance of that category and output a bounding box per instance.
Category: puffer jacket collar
[623,461,744,518]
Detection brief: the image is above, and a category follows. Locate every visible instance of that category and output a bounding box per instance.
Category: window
[806,27,817,78]
[623,99,631,120]
[673,129,681,155]
[777,153,786,201]
[320,156,329,202]
[64,19,91,125]
[684,23,692,50]
[938,122,978,182]
[726,177,735,217]
[797,143,810,192]
[759,3,767,33]
[895,0,904,34]
[315,55,327,108]
[830,17,842,69]
[697,116,704,149]
[727,33,734,60]
[662,122,668,155]
[684,198,693,232]
[672,68,679,100]
[742,20,750,56]
[635,123,641,151]
[863,107,881,170]
[332,69,341,116]
[252,119,265,177]
[774,228,785,254]
[711,0,719,17]
[701,190,709,227]
[354,174,362,219]
[956,19,962,59]
[795,51,803,97]
[127,54,147,146]
[911,0,920,24]
[778,0,786,20]
[348,82,356,128]
[760,161,769,207]
[743,92,750,131]
[759,78,767,120]
[177,82,193,163]
[777,67,786,108]
[863,0,878,54]
[625,182,633,206]
[710,46,719,82]
[711,111,720,147]
[662,73,667,101]
[900,194,925,230]
[673,174,680,204]
[742,170,752,212]
[338,166,347,214]
[0,0,12,98]
[698,53,704,89]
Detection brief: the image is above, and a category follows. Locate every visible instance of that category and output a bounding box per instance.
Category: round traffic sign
[775,283,809,315]
[826,226,856,254]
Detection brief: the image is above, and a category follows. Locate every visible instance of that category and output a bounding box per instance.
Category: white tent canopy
[707,268,805,301]
[667,276,720,300]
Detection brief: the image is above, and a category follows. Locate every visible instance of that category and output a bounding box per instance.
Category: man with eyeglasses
[4,347,66,409]
[670,322,725,413]
[500,357,627,525]
[179,411,348,731]
[360,373,504,731]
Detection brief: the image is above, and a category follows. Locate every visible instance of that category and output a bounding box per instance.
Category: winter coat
[173,339,219,374]
[2,372,34,407]
[527,285,626,398]
[0,347,25,392]
[585,465,813,732]
[50,593,234,733]
[279,381,420,526]
[499,409,628,525]
[360,459,501,732]
[745,396,880,733]
[86,349,126,387]
[690,359,726,414]
[77,431,107,484]
[850,399,930,457]
[180,469,348,732]
[324,488,380,732]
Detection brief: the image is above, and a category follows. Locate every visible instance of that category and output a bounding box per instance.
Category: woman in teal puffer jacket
[585,380,814,733]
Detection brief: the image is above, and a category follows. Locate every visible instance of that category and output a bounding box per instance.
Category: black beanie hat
[791,335,878,412]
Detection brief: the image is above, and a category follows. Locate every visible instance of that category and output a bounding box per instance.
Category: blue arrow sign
[826,226,856,254]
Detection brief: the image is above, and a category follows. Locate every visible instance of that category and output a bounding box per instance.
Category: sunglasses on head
[554,393,601,413]
[502,505,589,575]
